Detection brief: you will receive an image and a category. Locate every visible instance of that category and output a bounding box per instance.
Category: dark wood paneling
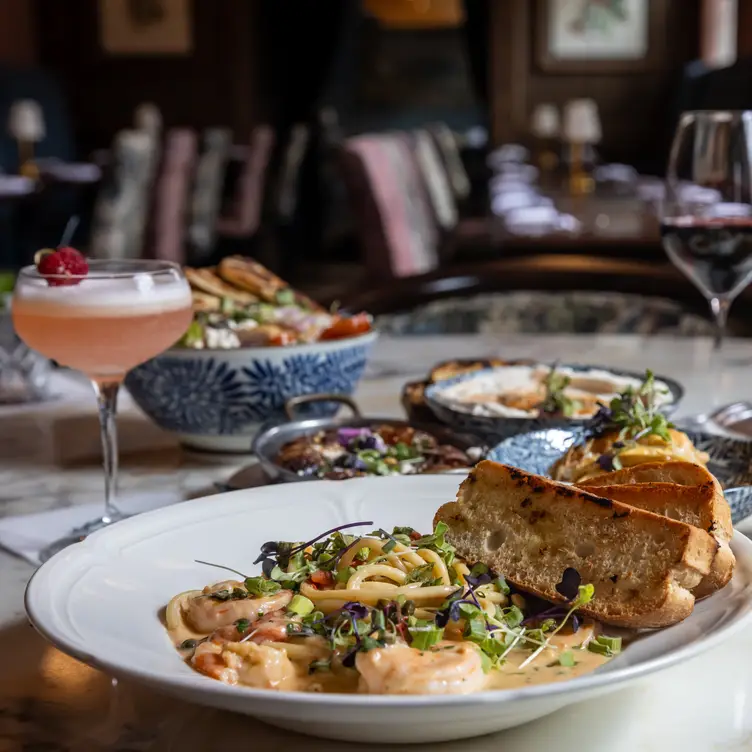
[739,0,752,57]
[490,0,701,169]
[35,0,258,150]
[0,0,37,65]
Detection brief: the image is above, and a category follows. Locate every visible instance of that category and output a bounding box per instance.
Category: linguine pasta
[164,523,619,695]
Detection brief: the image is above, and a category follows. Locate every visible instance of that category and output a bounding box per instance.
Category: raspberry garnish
[34,246,89,286]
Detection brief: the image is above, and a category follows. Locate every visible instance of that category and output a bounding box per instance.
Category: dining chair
[339,132,441,282]
[187,127,232,264]
[216,125,275,239]
[146,128,197,264]
[88,129,159,260]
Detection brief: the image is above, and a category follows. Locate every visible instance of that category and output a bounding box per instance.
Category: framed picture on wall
[98,0,193,56]
[536,0,666,73]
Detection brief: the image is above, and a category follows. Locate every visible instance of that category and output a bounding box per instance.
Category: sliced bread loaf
[435,461,719,628]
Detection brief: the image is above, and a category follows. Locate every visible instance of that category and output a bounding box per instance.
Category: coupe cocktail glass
[12,259,193,560]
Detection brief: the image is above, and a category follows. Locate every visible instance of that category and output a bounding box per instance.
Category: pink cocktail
[13,259,192,560]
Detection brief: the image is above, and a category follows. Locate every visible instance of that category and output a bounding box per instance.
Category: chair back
[217,125,275,237]
[412,128,458,230]
[340,132,439,281]
[147,127,197,263]
[188,127,232,263]
[89,129,158,259]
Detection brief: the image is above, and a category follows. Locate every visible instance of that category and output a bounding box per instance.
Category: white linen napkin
[0,489,182,566]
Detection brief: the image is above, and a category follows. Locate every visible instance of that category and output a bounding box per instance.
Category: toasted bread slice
[217,256,287,303]
[185,267,258,305]
[577,461,716,488]
[578,464,734,598]
[191,291,222,313]
[435,461,718,628]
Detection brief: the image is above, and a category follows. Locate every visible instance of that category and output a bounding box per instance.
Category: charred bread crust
[435,461,719,628]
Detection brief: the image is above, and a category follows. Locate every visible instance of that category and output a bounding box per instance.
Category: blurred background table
[2,333,752,751]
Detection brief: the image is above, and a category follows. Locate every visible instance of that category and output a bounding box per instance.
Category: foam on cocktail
[15,274,192,316]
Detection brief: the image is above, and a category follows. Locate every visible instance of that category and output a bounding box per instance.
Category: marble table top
[2,333,752,751]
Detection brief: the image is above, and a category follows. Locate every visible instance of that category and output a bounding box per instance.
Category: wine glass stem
[710,296,731,351]
[93,379,120,524]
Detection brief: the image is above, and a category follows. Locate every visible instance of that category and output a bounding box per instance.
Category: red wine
[661,217,752,297]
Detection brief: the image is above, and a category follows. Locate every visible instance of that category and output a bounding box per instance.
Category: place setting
[1,241,751,747]
[5,6,752,745]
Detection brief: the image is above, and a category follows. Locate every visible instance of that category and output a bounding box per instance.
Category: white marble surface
[2,334,752,751]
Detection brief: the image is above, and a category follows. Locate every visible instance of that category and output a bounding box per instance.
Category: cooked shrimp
[192,641,298,690]
[208,612,298,645]
[356,642,486,695]
[192,641,240,684]
[184,589,292,633]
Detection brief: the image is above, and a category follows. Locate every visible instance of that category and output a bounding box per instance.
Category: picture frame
[98,0,193,56]
[536,0,665,74]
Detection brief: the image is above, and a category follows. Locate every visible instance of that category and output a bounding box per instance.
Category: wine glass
[12,259,193,561]
[661,110,752,352]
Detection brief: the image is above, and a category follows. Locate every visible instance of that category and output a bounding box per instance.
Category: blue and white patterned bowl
[125,331,378,453]
[488,428,752,524]
[424,364,684,444]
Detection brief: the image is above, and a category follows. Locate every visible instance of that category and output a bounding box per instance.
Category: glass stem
[93,379,121,524]
[710,297,731,351]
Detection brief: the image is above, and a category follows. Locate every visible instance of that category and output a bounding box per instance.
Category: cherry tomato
[308,570,335,589]
[320,313,371,341]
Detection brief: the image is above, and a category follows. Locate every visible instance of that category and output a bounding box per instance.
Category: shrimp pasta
[165,522,619,695]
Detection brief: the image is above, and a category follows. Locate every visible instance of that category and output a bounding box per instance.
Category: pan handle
[284,394,362,421]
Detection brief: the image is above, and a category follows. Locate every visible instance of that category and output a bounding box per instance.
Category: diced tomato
[409,531,422,542]
[320,313,371,341]
[268,331,297,346]
[309,570,335,589]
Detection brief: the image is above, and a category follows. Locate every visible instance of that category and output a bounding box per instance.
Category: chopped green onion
[275,288,296,306]
[588,635,622,656]
[371,610,386,631]
[288,594,315,617]
[382,538,397,554]
[559,651,575,667]
[494,575,511,595]
[336,566,356,584]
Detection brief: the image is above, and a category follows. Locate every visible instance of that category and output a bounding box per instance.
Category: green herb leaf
[244,576,282,597]
[235,618,250,634]
[409,624,444,650]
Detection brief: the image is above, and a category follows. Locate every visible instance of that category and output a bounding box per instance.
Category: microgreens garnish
[538,365,582,417]
[586,369,673,468]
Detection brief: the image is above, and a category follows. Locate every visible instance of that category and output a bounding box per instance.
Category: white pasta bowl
[25,475,752,744]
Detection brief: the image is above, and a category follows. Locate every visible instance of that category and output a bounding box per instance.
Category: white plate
[25,475,752,744]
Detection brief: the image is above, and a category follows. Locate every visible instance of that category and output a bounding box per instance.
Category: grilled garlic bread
[578,462,734,598]
[185,267,259,305]
[435,461,719,628]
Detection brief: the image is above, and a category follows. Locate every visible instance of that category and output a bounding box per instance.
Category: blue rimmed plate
[424,364,684,444]
[487,428,752,525]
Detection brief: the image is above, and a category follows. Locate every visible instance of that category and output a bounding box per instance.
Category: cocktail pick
[58,216,80,248]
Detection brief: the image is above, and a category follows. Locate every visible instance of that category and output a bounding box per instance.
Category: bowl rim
[159,328,379,357]
[424,362,684,422]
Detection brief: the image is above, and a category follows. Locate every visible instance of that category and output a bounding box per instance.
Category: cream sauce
[168,626,612,694]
